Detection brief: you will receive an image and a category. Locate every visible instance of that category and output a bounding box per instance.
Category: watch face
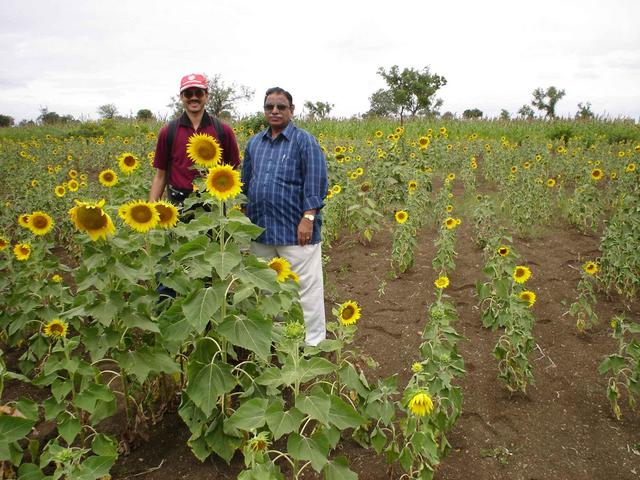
[305,214,315,221]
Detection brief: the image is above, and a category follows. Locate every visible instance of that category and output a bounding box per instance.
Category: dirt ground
[108,206,640,479]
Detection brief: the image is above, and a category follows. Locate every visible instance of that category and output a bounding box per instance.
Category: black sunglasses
[264,103,290,111]
[182,88,206,99]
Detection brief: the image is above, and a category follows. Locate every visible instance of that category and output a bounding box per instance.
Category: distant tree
[517,104,535,120]
[38,107,73,125]
[0,114,14,127]
[368,65,447,123]
[304,101,334,120]
[136,109,155,121]
[97,103,118,119]
[168,73,254,118]
[441,111,455,120]
[575,102,594,120]
[500,109,511,121]
[19,119,36,127]
[462,108,483,119]
[531,86,566,119]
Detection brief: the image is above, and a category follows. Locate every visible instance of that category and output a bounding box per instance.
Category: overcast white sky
[1,0,639,122]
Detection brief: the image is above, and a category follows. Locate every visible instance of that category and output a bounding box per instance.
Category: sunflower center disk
[78,208,108,230]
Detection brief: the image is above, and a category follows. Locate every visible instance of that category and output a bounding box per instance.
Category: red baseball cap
[180,73,208,93]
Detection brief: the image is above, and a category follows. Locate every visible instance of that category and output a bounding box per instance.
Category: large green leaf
[57,411,81,445]
[204,417,242,464]
[328,396,365,429]
[226,398,268,431]
[172,235,210,261]
[323,456,358,480]
[17,464,46,480]
[294,386,331,425]
[182,283,227,333]
[206,243,242,279]
[74,383,114,413]
[218,311,272,361]
[114,348,180,383]
[186,362,236,417]
[286,432,329,472]
[0,415,35,445]
[74,455,116,480]
[265,399,304,440]
[237,257,280,292]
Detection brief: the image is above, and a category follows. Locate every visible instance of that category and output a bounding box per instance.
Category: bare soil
[109,210,640,480]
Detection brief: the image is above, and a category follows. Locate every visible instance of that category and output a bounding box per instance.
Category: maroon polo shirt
[153,111,240,190]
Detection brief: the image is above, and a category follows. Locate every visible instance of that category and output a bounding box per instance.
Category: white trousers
[251,242,326,346]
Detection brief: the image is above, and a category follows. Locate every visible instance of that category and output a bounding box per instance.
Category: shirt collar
[178,110,212,128]
[263,121,295,141]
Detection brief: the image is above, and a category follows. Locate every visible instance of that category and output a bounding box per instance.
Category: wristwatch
[303,213,315,222]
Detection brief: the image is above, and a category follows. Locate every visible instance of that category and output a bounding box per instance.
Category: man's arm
[149,169,167,202]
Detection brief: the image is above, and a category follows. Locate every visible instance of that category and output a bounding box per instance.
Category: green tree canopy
[463,108,483,119]
[367,65,447,123]
[303,101,334,120]
[136,109,155,121]
[531,86,566,119]
[0,114,14,127]
[97,103,118,119]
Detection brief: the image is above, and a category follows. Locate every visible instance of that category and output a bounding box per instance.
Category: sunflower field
[0,117,639,479]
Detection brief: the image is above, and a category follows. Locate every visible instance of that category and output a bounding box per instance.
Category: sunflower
[590,168,603,181]
[68,169,78,179]
[0,235,8,251]
[446,173,456,181]
[268,257,292,282]
[374,130,383,138]
[119,200,160,233]
[418,136,430,149]
[446,204,454,213]
[511,166,518,174]
[513,265,532,284]
[51,274,63,283]
[13,243,31,261]
[519,290,536,307]
[55,185,66,197]
[31,179,39,188]
[118,152,140,175]
[28,211,54,236]
[583,261,598,275]
[153,201,179,229]
[43,318,68,339]
[610,172,618,180]
[69,199,116,241]
[355,167,364,176]
[408,392,434,417]
[349,171,359,180]
[444,217,457,230]
[546,178,556,188]
[287,270,300,283]
[408,180,418,192]
[67,179,79,192]
[18,214,31,228]
[205,164,243,201]
[497,246,510,257]
[331,184,342,195]
[434,276,449,289]
[338,300,361,325]
[187,133,223,168]
[439,127,447,135]
[99,169,118,187]
[395,210,409,224]
[360,182,372,193]
[470,160,478,169]
[523,162,531,170]
[625,163,636,173]
[411,362,424,373]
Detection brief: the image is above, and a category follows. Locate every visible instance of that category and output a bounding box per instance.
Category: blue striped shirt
[241,122,328,245]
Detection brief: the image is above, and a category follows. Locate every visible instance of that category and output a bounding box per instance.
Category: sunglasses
[264,103,290,111]
[182,88,206,99]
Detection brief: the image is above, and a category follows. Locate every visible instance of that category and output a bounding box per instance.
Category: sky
[1,0,639,123]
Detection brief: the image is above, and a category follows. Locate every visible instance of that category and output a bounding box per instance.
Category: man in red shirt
[149,73,240,204]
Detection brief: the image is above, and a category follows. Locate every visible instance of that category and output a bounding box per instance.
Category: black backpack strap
[211,116,226,152]
[165,118,179,188]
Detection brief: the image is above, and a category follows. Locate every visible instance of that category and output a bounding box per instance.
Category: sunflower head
[395,210,409,224]
[590,168,604,181]
[408,391,434,417]
[13,243,31,261]
[625,163,636,173]
[497,246,510,257]
[268,257,292,282]
[338,300,361,326]
[408,180,418,192]
[69,199,116,241]
[99,169,118,187]
[18,213,31,228]
[204,164,243,201]
[187,133,223,168]
[411,362,424,373]
[153,201,179,229]
[43,318,68,339]
[583,261,598,275]
[68,179,79,192]
[0,235,8,251]
[547,178,556,188]
[374,130,383,139]
[444,217,457,230]
[119,200,160,233]
[55,185,66,198]
[28,211,54,236]
[434,276,449,289]
[331,184,342,195]
[118,152,140,175]
[513,265,532,284]
[519,290,536,307]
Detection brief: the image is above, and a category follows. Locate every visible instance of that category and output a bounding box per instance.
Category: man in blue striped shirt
[241,87,328,346]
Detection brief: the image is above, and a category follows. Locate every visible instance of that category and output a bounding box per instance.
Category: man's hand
[298,217,314,246]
